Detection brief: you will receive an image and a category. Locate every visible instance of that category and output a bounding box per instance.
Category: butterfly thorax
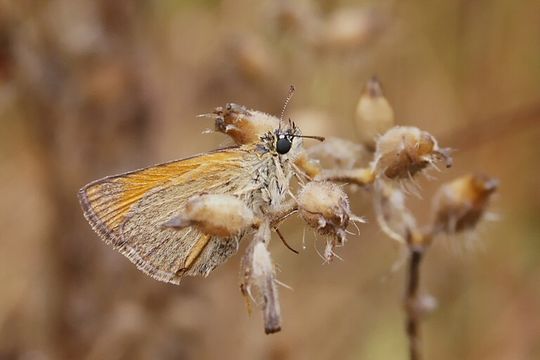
[243,128,303,215]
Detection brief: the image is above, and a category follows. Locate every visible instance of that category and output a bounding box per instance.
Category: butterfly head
[275,132,293,155]
[260,120,324,159]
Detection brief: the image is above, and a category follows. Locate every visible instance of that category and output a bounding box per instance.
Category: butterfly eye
[276,135,292,154]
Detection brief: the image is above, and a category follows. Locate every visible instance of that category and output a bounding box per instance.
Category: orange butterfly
[79,111,311,284]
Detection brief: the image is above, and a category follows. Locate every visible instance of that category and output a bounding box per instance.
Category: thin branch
[404,242,425,360]
[316,167,375,186]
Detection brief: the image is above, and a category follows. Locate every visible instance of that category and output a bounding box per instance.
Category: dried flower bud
[431,174,498,235]
[372,126,452,181]
[355,77,395,150]
[297,181,363,246]
[307,137,368,170]
[240,222,282,334]
[205,104,279,145]
[163,194,256,237]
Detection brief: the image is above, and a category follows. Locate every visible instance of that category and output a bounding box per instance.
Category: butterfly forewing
[79,147,262,284]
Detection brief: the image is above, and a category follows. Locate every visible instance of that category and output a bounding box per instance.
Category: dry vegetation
[0,0,539,359]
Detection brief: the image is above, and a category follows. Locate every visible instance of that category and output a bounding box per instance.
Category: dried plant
[4,1,536,359]
[311,78,498,360]
[76,75,498,357]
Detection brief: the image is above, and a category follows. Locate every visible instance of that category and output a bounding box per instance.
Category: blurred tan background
[1,0,539,359]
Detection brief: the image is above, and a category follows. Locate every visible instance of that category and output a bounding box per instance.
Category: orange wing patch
[79,150,243,245]
[77,148,259,284]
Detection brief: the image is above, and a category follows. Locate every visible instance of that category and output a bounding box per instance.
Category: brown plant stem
[316,168,375,186]
[405,244,424,360]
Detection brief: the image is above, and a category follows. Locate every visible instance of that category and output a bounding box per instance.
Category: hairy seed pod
[298,181,361,245]
[356,77,395,150]
[431,174,498,235]
[240,222,282,334]
[372,126,452,180]
[163,194,257,237]
[209,103,279,145]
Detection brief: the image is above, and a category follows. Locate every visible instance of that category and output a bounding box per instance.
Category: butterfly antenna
[297,134,325,142]
[279,85,295,131]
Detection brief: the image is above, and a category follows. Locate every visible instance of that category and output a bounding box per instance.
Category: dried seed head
[298,181,362,244]
[372,126,452,181]
[307,137,368,170]
[431,174,498,236]
[209,104,279,145]
[240,222,282,334]
[163,194,256,237]
[356,77,395,149]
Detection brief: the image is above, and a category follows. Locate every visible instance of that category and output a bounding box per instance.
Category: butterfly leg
[177,234,212,275]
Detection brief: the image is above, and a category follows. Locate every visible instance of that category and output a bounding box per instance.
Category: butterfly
[78,105,319,285]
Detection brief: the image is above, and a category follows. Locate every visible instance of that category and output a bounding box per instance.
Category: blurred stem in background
[9,1,160,357]
[405,245,423,360]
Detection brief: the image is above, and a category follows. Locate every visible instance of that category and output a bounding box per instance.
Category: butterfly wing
[78,147,261,284]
